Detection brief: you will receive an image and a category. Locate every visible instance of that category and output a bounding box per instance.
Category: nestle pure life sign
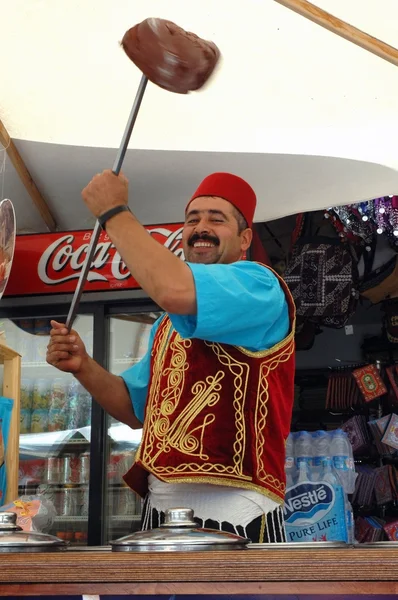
[284,479,348,543]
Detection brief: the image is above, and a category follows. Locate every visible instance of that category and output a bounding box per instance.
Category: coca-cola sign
[5,225,184,296]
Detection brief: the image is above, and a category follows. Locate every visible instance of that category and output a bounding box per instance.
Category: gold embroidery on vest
[142,328,230,469]
[236,328,295,358]
[255,336,295,494]
[160,335,191,415]
[136,317,172,464]
[150,368,224,464]
[206,341,249,475]
[141,328,251,480]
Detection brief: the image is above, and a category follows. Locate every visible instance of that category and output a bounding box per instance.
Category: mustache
[188,233,219,247]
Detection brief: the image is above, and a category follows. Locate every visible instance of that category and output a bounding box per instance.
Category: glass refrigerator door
[105,312,160,543]
[0,316,93,546]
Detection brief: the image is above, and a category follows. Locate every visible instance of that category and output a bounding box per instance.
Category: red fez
[186,172,257,228]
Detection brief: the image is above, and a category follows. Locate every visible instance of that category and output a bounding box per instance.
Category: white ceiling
[1,0,398,230]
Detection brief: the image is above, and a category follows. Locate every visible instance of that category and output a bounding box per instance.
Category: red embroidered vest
[124,267,296,504]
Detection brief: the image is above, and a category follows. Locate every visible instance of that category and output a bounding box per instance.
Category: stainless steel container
[45,457,61,484]
[57,485,80,516]
[111,507,249,552]
[80,452,90,484]
[0,512,67,553]
[60,454,81,484]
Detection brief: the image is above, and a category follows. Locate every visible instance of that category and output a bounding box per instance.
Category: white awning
[1,0,398,229]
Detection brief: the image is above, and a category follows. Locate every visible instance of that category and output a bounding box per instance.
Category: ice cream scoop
[66,19,220,330]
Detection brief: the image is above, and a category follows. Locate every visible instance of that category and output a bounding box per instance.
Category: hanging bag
[284,213,359,328]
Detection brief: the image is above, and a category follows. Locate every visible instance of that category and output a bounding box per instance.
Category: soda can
[67,381,82,429]
[20,378,33,409]
[108,452,122,483]
[60,454,81,485]
[45,457,61,484]
[30,409,48,433]
[79,390,92,428]
[57,486,80,517]
[50,379,68,411]
[48,408,68,432]
[108,451,135,484]
[120,451,135,477]
[80,453,90,484]
[20,408,32,434]
[23,458,45,483]
[114,485,136,516]
[81,485,89,516]
[32,379,51,410]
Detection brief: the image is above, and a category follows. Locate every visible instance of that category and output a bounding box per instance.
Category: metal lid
[111,507,249,552]
[0,512,67,553]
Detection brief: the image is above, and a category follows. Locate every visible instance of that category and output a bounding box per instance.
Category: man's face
[182,196,252,264]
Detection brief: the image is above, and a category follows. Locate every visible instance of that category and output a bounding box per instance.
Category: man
[47,170,295,542]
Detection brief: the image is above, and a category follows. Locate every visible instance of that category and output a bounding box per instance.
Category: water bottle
[285,433,295,488]
[295,431,313,482]
[319,456,339,484]
[320,456,348,539]
[312,430,330,481]
[345,498,355,544]
[330,429,354,494]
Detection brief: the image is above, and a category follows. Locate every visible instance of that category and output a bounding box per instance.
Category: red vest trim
[124,264,296,503]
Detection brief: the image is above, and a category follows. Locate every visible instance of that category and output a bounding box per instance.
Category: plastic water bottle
[319,456,348,542]
[319,456,339,485]
[312,430,330,481]
[330,429,354,494]
[295,431,313,482]
[345,498,355,544]
[285,433,295,488]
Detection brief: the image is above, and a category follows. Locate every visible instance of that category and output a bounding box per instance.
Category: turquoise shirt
[121,261,289,423]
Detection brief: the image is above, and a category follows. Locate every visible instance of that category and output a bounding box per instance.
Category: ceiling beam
[0,119,57,232]
[274,0,398,68]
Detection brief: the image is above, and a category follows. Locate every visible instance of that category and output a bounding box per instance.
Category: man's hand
[46,320,89,374]
[82,169,129,218]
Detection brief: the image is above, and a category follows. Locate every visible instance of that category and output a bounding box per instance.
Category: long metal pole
[274,0,398,68]
[66,74,148,330]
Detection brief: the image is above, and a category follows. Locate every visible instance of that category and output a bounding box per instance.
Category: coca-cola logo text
[38,227,184,286]
[4,224,184,297]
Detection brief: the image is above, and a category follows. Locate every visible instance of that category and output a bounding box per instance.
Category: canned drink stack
[60,454,81,485]
[81,485,89,516]
[80,452,90,484]
[45,457,61,484]
[37,484,60,509]
[58,486,80,517]
[114,484,137,516]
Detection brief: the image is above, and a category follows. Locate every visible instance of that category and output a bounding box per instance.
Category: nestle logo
[284,482,334,524]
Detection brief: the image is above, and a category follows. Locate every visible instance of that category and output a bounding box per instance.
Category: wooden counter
[0,546,398,596]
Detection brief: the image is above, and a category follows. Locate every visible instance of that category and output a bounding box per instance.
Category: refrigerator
[0,222,260,545]
[0,225,182,546]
